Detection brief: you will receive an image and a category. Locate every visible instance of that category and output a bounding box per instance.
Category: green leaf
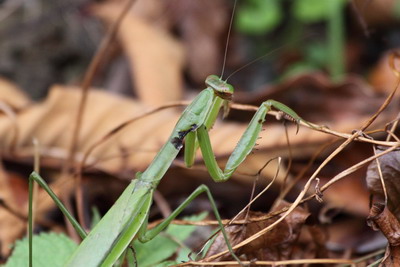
[292,0,346,23]
[235,0,282,35]
[5,232,77,267]
[134,212,208,267]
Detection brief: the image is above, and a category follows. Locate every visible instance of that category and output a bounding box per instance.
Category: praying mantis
[28,74,312,266]
[25,1,317,265]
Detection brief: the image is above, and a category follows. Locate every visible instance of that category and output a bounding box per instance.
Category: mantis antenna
[225,33,317,82]
[220,0,238,80]
[225,45,287,82]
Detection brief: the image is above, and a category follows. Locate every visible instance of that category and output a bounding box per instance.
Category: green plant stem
[28,174,33,267]
[328,0,345,82]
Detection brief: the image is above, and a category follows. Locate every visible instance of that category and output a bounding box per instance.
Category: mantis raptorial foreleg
[188,99,306,181]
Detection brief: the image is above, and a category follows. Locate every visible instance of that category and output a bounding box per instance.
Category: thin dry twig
[275,140,337,204]
[372,145,388,206]
[175,258,355,266]
[228,157,281,225]
[231,103,398,147]
[280,124,293,192]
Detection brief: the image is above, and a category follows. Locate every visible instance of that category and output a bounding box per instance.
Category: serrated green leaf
[5,232,77,267]
[235,0,282,35]
[134,212,207,267]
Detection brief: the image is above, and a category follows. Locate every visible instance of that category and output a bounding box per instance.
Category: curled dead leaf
[205,201,310,261]
[366,148,400,219]
[366,148,400,266]
[367,203,400,266]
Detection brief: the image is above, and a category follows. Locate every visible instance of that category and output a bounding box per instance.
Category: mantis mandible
[28,74,311,266]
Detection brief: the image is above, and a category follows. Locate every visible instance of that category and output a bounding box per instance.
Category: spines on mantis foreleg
[198,105,269,182]
[264,100,315,132]
[198,99,316,184]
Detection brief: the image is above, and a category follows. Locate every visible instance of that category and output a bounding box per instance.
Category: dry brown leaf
[306,224,329,258]
[206,201,310,261]
[369,51,400,94]
[0,85,332,179]
[0,78,30,110]
[320,174,370,216]
[366,149,400,265]
[366,148,400,219]
[0,168,26,256]
[367,203,400,266]
[0,85,179,173]
[352,0,398,26]
[92,2,185,106]
[130,0,169,25]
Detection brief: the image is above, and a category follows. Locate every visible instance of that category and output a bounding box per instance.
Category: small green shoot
[236,0,347,81]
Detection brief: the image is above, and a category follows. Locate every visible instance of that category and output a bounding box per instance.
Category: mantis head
[205,75,234,101]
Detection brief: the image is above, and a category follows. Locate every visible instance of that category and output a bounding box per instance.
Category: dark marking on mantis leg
[171,138,184,150]
[171,124,198,150]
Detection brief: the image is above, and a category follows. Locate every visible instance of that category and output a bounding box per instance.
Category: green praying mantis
[25,2,316,266]
[28,74,313,266]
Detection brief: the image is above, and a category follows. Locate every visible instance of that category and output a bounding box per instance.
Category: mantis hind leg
[28,172,87,267]
[137,184,243,265]
[28,172,87,238]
